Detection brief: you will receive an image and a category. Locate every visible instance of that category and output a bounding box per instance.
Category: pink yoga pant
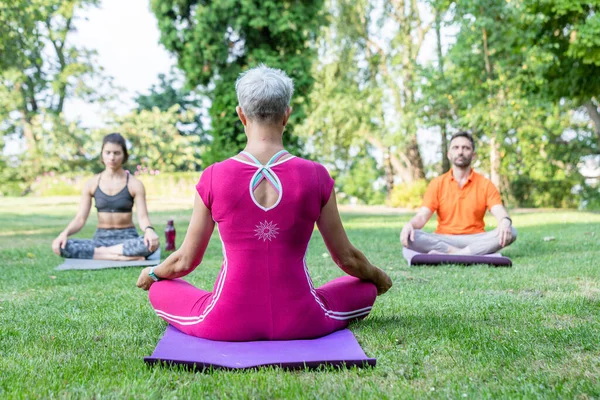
[150,276,376,341]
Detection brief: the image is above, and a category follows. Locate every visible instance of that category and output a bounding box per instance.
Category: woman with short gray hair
[137,65,392,341]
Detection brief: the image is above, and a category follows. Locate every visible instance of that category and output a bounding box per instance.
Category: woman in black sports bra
[51,133,160,260]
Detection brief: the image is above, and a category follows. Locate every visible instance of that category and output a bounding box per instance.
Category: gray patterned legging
[60,227,154,259]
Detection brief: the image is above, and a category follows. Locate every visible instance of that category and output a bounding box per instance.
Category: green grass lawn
[1,197,599,398]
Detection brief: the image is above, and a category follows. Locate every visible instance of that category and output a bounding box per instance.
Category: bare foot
[113,255,145,261]
[454,246,473,255]
[94,254,145,261]
[94,251,146,261]
[93,245,145,261]
[428,245,465,255]
[428,250,445,255]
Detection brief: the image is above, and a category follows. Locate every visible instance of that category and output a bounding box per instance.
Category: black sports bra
[94,172,134,213]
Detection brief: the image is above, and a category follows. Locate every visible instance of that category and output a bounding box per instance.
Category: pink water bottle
[165,219,176,251]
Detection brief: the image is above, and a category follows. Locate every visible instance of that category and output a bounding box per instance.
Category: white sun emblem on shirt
[254,220,280,242]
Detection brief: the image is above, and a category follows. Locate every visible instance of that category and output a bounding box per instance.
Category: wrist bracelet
[144,226,155,231]
[148,265,161,282]
[503,217,512,226]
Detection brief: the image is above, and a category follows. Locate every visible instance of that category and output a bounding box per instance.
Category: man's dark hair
[101,133,129,163]
[449,131,475,151]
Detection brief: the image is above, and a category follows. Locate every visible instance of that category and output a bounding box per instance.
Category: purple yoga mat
[403,247,512,267]
[144,325,376,370]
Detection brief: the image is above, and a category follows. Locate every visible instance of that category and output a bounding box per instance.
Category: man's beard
[452,156,472,167]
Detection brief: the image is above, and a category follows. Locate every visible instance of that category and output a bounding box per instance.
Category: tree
[151,0,327,164]
[418,0,453,173]
[522,0,600,148]
[0,0,114,191]
[301,0,435,198]
[134,71,207,140]
[334,149,386,205]
[99,105,203,173]
[428,0,594,206]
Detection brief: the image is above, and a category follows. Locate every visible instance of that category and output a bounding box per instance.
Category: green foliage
[134,72,207,142]
[26,171,200,197]
[334,152,386,205]
[134,171,200,198]
[28,172,89,196]
[386,179,428,209]
[0,0,107,121]
[510,178,579,208]
[0,165,29,196]
[418,0,598,208]
[0,0,114,191]
[151,0,327,164]
[580,182,600,210]
[523,0,600,102]
[301,0,429,186]
[103,106,205,172]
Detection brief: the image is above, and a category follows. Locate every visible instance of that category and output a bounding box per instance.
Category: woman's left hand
[137,267,155,291]
[144,229,160,252]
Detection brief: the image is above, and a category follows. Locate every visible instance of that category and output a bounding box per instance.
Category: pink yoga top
[178,152,374,340]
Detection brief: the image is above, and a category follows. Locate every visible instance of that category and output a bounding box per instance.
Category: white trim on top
[230,154,295,212]
[230,155,296,168]
[264,156,296,167]
[247,167,284,212]
[230,157,260,167]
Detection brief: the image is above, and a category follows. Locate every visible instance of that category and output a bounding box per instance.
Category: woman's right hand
[371,267,393,296]
[52,233,68,255]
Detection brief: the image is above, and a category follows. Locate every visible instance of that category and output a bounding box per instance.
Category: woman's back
[193,155,347,339]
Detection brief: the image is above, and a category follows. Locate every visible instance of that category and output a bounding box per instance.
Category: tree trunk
[441,124,450,173]
[383,148,395,195]
[435,9,450,173]
[384,0,428,184]
[490,135,501,189]
[20,111,35,151]
[407,135,425,180]
[584,100,600,148]
[15,82,36,152]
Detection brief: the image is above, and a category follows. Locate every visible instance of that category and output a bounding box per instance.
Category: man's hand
[496,218,513,247]
[136,267,155,291]
[400,223,415,247]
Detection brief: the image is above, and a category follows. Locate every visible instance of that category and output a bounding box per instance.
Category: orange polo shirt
[422,169,503,235]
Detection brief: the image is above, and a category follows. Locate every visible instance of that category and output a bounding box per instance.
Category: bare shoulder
[83,175,100,195]
[127,174,145,195]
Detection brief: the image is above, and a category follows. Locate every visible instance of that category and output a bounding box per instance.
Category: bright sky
[64,0,176,128]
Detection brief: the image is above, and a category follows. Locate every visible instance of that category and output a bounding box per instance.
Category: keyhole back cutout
[235,150,292,211]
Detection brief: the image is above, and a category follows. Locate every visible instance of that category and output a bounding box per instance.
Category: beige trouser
[406,227,518,255]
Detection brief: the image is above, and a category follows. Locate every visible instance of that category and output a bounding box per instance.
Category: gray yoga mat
[55,249,161,270]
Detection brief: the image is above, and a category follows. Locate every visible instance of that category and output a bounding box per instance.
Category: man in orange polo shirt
[400,132,517,255]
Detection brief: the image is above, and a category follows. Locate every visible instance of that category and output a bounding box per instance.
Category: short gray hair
[235,64,294,123]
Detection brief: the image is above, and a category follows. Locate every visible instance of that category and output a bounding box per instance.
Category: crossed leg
[407,227,518,255]
[93,244,145,261]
